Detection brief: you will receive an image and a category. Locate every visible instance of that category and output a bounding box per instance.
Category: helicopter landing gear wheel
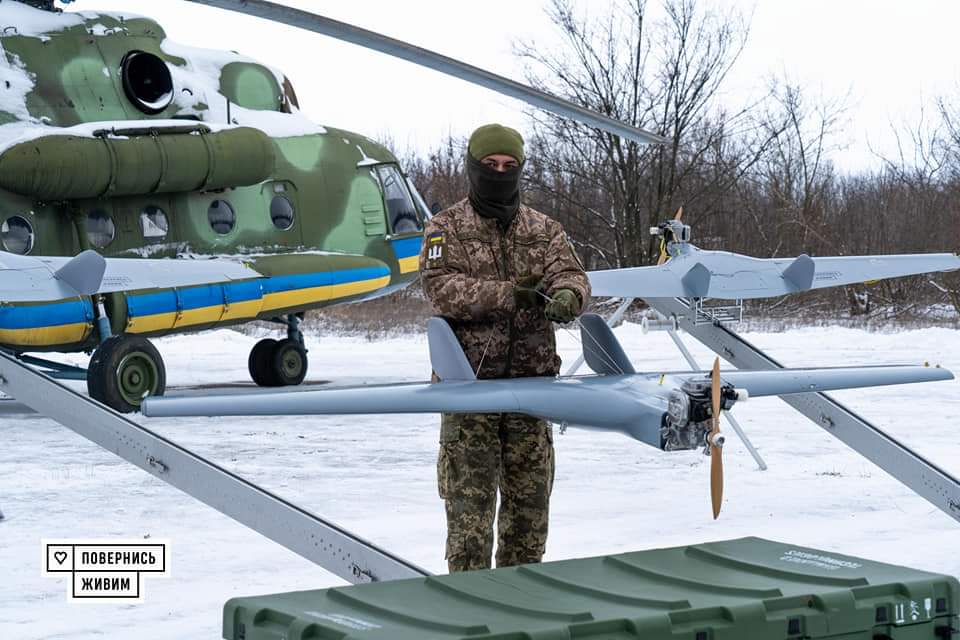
[87,335,166,413]
[248,335,308,387]
[248,338,280,387]
[272,338,308,386]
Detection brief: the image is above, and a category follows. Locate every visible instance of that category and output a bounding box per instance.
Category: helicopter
[0,0,663,412]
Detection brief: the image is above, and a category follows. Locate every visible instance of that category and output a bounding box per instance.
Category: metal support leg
[2,352,88,381]
[565,298,634,375]
[271,314,305,347]
[286,313,304,346]
[666,328,767,471]
[94,295,112,343]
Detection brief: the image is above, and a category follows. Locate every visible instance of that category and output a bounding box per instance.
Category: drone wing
[140,363,952,416]
[0,250,261,303]
[804,254,960,291]
[142,316,953,448]
[713,365,952,397]
[589,249,960,300]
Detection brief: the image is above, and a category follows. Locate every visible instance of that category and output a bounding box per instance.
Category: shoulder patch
[425,231,446,269]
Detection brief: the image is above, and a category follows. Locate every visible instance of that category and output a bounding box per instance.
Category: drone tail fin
[54,250,106,296]
[580,313,636,375]
[427,317,477,381]
[782,254,815,291]
[681,262,711,297]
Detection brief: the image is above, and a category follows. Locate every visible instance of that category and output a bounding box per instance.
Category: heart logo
[54,551,67,565]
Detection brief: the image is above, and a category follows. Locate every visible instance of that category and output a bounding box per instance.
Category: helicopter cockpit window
[375,165,422,234]
[140,205,169,239]
[1,215,34,255]
[406,176,433,221]
[86,209,115,249]
[270,195,295,230]
[121,51,174,115]
[208,200,235,235]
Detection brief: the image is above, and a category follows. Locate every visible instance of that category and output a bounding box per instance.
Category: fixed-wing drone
[143,314,954,518]
[589,216,960,302]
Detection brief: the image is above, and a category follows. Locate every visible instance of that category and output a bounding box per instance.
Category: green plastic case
[224,537,959,640]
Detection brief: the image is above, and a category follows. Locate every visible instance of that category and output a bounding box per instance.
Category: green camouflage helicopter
[0,0,663,412]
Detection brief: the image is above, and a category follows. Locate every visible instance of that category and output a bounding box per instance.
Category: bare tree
[399,134,468,213]
[515,0,780,268]
[934,97,960,316]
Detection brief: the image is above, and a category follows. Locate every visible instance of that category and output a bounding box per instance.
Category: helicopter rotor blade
[181,0,667,146]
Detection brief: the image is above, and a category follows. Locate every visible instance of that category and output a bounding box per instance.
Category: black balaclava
[466,153,523,229]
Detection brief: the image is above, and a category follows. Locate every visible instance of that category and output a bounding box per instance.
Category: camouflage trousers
[437,412,555,573]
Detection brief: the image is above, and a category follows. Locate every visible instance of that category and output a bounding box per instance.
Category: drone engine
[23,0,65,11]
[650,219,692,245]
[662,378,738,451]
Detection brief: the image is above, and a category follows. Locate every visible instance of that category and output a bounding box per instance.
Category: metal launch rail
[646,296,960,525]
[0,351,429,584]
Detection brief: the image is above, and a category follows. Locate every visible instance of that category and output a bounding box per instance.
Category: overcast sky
[67,0,960,172]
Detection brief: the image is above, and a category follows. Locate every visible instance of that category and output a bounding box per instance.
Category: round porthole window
[270,195,295,230]
[140,205,169,239]
[208,199,235,235]
[121,50,174,115]
[86,209,116,248]
[1,215,34,254]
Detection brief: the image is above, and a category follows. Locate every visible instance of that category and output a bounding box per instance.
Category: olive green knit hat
[467,123,525,164]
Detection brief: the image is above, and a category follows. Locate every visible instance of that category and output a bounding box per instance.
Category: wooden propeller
[709,357,723,519]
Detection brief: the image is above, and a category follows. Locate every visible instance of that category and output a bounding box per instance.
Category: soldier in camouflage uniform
[419,123,591,572]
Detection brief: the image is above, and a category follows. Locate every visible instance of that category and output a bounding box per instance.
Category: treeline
[399,0,960,323]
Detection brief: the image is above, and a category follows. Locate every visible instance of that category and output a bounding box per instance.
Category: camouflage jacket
[419,198,591,378]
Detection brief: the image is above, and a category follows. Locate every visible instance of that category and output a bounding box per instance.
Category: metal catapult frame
[1,291,958,585]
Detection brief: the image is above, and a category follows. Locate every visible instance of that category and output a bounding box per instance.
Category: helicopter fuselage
[0,3,425,352]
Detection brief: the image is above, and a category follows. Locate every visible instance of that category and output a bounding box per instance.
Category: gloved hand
[513,274,545,309]
[544,289,580,323]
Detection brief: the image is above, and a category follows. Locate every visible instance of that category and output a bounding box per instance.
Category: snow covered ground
[1,323,958,639]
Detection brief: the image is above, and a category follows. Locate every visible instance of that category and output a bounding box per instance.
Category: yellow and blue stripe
[391,236,422,274]
[0,266,392,346]
[126,265,391,334]
[0,299,94,347]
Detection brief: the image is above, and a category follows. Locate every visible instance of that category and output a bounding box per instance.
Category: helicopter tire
[248,338,281,387]
[87,335,166,414]
[271,338,308,386]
